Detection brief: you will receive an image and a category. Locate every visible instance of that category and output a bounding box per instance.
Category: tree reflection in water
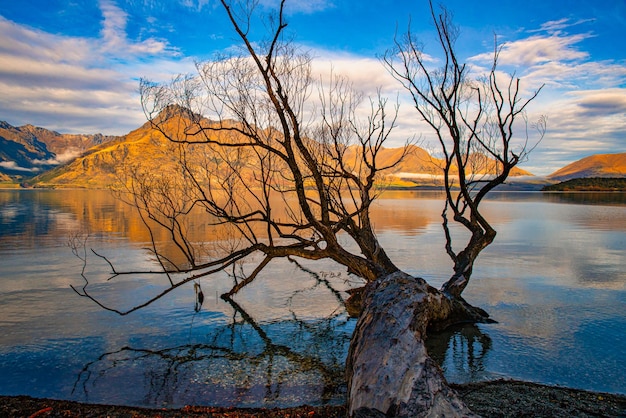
[426,324,493,383]
[72,259,352,408]
[72,258,494,408]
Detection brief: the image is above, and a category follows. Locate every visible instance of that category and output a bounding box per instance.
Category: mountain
[28,110,535,189]
[344,144,532,187]
[547,152,626,181]
[30,119,168,188]
[0,121,119,181]
[18,124,118,157]
[3,110,535,188]
[0,121,56,176]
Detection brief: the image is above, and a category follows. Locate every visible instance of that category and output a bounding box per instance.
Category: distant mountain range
[1,116,625,188]
[0,121,120,183]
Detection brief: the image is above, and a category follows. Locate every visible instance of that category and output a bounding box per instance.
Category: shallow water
[0,189,624,407]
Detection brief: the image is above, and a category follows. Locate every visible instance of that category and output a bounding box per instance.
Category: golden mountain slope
[350,145,532,179]
[32,113,253,188]
[32,120,170,188]
[548,152,626,181]
[32,112,533,189]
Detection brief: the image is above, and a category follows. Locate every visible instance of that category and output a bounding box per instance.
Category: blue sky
[0,0,625,175]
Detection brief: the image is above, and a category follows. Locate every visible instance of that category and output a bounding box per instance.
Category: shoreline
[2,379,625,417]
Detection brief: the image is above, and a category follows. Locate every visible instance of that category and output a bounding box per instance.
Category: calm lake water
[0,189,624,408]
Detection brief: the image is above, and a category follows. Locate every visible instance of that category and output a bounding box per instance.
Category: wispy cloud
[260,0,334,14]
[0,1,186,135]
[467,20,626,175]
[471,33,591,68]
[178,0,213,12]
[99,0,175,56]
[33,149,84,166]
[0,161,40,172]
[530,17,596,35]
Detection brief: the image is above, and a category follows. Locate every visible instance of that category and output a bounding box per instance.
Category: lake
[0,189,624,408]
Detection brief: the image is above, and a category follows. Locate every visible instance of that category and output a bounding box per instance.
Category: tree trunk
[440,230,496,299]
[346,271,489,417]
[440,258,473,300]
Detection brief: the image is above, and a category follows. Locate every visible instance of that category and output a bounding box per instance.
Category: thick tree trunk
[346,271,489,417]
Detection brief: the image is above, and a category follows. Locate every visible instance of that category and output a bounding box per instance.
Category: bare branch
[384,1,545,298]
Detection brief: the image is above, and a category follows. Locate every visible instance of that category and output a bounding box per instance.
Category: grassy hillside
[548,153,626,181]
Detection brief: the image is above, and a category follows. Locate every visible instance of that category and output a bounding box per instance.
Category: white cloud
[471,33,591,68]
[0,17,92,66]
[310,50,397,93]
[570,88,626,117]
[32,149,84,166]
[0,161,39,172]
[465,22,626,176]
[0,1,187,135]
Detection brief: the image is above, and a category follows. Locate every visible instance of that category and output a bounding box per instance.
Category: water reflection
[69,258,352,408]
[73,297,350,408]
[541,192,626,206]
[0,189,151,250]
[0,190,63,246]
[426,324,493,383]
[1,189,625,404]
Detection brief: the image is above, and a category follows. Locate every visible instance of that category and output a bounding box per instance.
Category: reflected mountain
[2,188,625,402]
[0,190,59,243]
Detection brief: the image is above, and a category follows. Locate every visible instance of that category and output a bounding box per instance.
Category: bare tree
[384,2,546,300]
[73,0,405,314]
[349,3,544,416]
[72,0,544,416]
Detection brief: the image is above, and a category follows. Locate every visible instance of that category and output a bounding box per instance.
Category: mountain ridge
[0,120,120,181]
[1,116,625,188]
[24,112,535,189]
[547,152,626,181]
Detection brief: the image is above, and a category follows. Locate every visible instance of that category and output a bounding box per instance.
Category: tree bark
[346,271,486,417]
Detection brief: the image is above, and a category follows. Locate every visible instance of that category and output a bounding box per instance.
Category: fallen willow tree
[72,1,544,416]
[347,272,480,417]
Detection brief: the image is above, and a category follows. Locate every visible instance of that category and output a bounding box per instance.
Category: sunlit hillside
[29,109,533,189]
[33,126,204,188]
[350,144,532,186]
[548,152,626,181]
[31,111,262,189]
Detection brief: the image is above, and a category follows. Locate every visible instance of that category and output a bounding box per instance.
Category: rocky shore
[2,379,625,417]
